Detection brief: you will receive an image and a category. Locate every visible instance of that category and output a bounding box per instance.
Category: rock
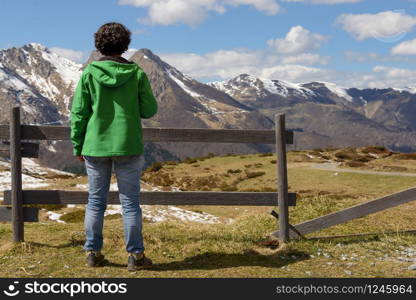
[344,270,353,275]
[397,257,415,262]
[408,264,416,270]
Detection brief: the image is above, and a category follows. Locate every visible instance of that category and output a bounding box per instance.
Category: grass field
[0,148,416,277]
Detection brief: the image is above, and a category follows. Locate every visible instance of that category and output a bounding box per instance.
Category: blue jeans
[83,154,145,253]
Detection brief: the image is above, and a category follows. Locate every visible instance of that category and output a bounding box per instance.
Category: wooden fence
[0,106,296,243]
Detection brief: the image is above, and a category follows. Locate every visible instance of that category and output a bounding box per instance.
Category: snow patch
[75,183,88,190]
[0,170,49,190]
[24,72,60,99]
[142,205,223,224]
[46,211,66,223]
[167,69,243,115]
[319,81,353,102]
[0,63,36,97]
[211,74,316,99]
[70,181,228,224]
[167,69,202,98]
[40,49,82,85]
[21,158,75,177]
[393,87,416,94]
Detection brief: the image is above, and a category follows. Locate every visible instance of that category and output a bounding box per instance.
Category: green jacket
[70,60,158,156]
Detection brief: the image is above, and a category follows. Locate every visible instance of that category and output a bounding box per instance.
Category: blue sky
[1,0,416,87]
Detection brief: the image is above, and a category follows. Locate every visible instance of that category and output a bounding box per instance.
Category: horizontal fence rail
[4,190,297,206]
[3,107,295,243]
[0,125,293,144]
[0,207,39,222]
[0,142,39,158]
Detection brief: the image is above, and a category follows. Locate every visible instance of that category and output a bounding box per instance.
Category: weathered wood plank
[0,207,39,222]
[4,190,297,206]
[142,128,294,144]
[0,125,65,140]
[0,125,9,139]
[0,142,39,158]
[275,114,289,242]
[0,126,294,144]
[272,187,416,239]
[10,106,24,241]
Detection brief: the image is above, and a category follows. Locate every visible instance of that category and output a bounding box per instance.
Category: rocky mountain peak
[25,42,48,52]
[0,43,82,124]
[134,48,163,63]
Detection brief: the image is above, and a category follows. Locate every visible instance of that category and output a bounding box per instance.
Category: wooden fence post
[10,105,24,242]
[275,113,289,243]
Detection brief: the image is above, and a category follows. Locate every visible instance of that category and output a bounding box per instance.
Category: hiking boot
[127,252,153,272]
[86,251,105,267]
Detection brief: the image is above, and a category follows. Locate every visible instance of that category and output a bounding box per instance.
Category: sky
[1,0,416,88]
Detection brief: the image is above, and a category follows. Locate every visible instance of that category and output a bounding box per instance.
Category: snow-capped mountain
[209,74,367,109]
[3,42,416,168]
[0,43,81,124]
[0,44,178,171]
[210,74,316,101]
[128,49,273,130]
[0,44,273,171]
[210,74,416,130]
[210,74,416,152]
[125,49,274,158]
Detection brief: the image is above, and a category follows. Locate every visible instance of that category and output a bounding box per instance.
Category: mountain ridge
[2,43,416,173]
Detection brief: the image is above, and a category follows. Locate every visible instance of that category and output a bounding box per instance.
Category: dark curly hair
[94,22,131,56]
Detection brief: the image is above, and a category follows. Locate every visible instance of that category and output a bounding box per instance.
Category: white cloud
[357,65,416,89]
[335,10,416,41]
[258,64,334,82]
[283,0,361,3]
[331,65,416,89]
[345,51,416,63]
[281,53,329,64]
[161,48,416,89]
[160,49,264,79]
[160,25,328,80]
[373,65,416,78]
[50,47,85,63]
[391,39,416,55]
[267,26,327,54]
[118,0,280,26]
[161,49,330,81]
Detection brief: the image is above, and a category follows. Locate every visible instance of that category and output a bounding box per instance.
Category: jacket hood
[88,61,139,87]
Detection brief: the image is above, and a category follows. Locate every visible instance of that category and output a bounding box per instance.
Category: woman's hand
[76,155,85,162]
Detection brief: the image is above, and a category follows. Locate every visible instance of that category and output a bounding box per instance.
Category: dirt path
[311,162,416,177]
